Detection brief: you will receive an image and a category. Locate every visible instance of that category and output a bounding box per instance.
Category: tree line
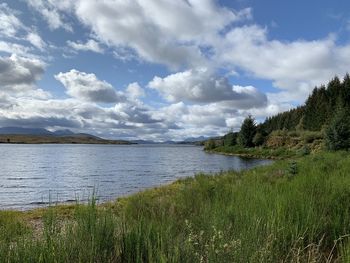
[206,74,350,151]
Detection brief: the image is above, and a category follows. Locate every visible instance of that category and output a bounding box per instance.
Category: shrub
[252,132,265,146]
[223,132,238,147]
[204,139,216,151]
[299,145,311,156]
[301,131,323,143]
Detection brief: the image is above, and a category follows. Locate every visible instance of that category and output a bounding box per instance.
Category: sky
[0,0,350,141]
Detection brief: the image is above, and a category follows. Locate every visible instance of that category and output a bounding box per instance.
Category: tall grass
[1,152,350,262]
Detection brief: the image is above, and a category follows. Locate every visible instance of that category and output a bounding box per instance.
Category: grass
[1,151,350,262]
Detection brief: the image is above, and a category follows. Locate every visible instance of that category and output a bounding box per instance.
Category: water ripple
[0,144,272,210]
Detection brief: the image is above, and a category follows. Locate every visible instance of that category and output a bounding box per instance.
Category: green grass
[1,152,350,262]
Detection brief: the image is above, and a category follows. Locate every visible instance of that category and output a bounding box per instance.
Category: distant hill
[129,140,157,144]
[130,137,209,145]
[0,127,53,136]
[0,127,133,145]
[52,129,75,136]
[183,136,210,142]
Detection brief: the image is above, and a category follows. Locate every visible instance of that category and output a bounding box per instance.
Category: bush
[204,139,216,151]
[299,145,311,156]
[301,131,323,143]
[270,129,288,137]
[252,132,265,146]
[223,132,238,147]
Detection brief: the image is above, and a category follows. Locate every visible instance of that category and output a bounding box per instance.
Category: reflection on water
[0,144,272,210]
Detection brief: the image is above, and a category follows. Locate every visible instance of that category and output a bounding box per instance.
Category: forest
[206,74,350,154]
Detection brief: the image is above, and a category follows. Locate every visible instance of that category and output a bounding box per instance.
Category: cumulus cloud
[126,82,145,99]
[0,54,45,92]
[55,69,125,103]
[217,25,350,102]
[45,0,250,68]
[148,68,267,108]
[67,39,103,53]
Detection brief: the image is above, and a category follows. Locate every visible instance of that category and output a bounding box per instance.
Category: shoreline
[204,146,300,160]
[205,149,286,160]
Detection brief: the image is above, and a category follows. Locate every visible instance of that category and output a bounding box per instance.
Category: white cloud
[26,32,46,50]
[63,0,250,68]
[217,25,350,102]
[0,3,47,54]
[126,82,145,99]
[151,101,241,140]
[0,3,23,38]
[148,68,267,108]
[26,0,73,31]
[0,41,32,56]
[55,69,125,103]
[0,54,45,92]
[67,39,103,53]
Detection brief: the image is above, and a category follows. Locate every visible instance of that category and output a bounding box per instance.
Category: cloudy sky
[0,0,350,141]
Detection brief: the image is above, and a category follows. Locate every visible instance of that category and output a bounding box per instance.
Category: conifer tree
[237,115,257,148]
[325,108,350,150]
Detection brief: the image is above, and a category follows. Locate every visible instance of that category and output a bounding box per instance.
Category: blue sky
[0,0,349,141]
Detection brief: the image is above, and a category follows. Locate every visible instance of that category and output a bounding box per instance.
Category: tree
[237,115,257,148]
[325,109,350,150]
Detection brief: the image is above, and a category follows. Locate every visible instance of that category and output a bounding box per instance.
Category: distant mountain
[130,136,210,145]
[183,136,210,142]
[0,127,133,145]
[0,127,53,136]
[52,129,75,136]
[130,140,155,144]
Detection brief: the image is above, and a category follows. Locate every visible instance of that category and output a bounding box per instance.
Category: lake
[0,144,272,210]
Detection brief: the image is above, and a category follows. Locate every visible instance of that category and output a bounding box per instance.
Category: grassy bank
[208,145,302,159]
[1,152,350,262]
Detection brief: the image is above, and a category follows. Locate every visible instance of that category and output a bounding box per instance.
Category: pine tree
[341,74,350,108]
[325,109,350,150]
[237,115,257,148]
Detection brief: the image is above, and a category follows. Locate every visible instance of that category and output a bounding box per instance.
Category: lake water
[0,144,272,210]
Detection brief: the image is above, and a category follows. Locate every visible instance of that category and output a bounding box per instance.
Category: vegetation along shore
[205,74,350,159]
